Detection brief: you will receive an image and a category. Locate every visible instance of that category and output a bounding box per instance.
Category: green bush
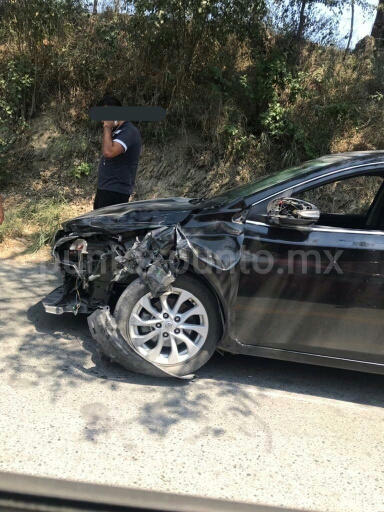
[70,162,93,179]
[0,0,383,195]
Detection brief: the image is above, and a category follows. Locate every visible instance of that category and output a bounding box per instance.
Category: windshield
[201,154,356,204]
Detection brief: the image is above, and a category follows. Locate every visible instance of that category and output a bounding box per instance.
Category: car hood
[62,197,199,234]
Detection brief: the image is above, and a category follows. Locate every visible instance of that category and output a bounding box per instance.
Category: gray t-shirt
[97,121,141,195]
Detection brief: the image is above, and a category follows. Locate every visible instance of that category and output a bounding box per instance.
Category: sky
[95,0,378,49]
[338,0,378,46]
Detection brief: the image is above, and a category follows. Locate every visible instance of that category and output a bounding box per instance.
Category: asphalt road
[1,257,384,512]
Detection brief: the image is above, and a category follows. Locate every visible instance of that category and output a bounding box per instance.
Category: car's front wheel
[113,274,222,376]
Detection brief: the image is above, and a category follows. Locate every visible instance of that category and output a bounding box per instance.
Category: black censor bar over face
[90,106,166,122]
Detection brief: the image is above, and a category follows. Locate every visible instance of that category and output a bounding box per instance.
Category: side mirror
[266,197,320,227]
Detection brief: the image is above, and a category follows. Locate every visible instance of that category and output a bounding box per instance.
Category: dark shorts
[93,189,130,210]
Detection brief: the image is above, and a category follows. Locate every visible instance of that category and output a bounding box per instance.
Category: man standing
[94,95,142,210]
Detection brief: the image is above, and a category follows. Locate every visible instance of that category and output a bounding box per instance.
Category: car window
[197,154,366,206]
[294,175,384,215]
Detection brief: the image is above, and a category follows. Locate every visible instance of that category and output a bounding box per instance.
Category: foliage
[0,196,69,251]
[70,162,93,179]
[0,0,384,250]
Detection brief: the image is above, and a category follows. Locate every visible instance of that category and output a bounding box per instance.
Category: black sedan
[44,151,384,377]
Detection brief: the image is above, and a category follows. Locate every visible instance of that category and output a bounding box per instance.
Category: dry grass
[0,195,92,252]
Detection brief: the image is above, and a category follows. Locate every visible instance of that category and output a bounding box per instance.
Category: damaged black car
[44,151,384,378]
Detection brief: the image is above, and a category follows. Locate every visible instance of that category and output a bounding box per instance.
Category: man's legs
[94,189,130,210]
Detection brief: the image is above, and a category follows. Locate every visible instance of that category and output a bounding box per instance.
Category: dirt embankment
[0,112,261,260]
[3,112,253,202]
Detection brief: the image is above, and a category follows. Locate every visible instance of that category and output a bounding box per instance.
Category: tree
[371,0,384,39]
[296,0,307,41]
[344,0,354,57]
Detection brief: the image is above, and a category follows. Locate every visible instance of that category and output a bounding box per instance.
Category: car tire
[113,273,222,376]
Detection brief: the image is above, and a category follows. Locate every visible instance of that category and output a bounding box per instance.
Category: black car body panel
[44,151,384,375]
[62,197,198,234]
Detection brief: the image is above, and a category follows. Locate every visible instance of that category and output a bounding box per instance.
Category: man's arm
[0,195,4,226]
[102,122,125,159]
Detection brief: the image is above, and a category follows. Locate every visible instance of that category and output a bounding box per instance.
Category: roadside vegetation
[0,0,383,251]
[0,197,68,252]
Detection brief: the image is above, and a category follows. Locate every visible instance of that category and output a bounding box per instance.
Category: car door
[235,172,384,363]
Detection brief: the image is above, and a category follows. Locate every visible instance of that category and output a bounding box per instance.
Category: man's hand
[103,121,115,130]
[0,196,4,226]
[102,121,125,159]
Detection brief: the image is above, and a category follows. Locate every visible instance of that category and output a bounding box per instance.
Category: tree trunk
[371,0,384,39]
[296,0,307,41]
[344,0,355,59]
[92,0,98,14]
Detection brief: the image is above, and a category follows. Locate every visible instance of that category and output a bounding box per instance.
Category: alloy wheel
[128,287,209,365]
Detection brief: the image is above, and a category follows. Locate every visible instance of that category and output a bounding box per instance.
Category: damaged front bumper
[44,225,183,316]
[43,231,120,316]
[44,203,248,377]
[43,286,91,315]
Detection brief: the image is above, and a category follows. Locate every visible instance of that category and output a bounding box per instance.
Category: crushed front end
[42,199,195,316]
[43,231,122,315]
[42,197,248,377]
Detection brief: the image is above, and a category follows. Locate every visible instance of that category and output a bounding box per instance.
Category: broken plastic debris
[87,307,194,380]
[113,226,179,297]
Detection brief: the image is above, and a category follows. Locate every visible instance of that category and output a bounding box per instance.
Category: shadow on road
[25,298,384,410]
[22,296,265,439]
[2,259,384,442]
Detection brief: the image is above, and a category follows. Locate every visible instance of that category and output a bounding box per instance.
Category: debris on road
[87,307,194,379]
